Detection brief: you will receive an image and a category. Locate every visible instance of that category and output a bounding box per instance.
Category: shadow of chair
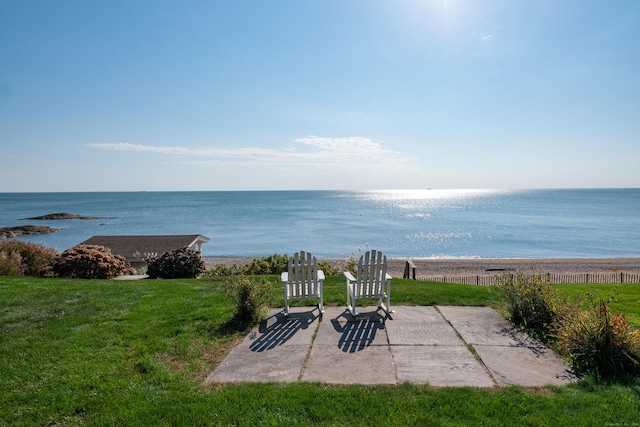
[331,310,387,353]
[250,310,319,352]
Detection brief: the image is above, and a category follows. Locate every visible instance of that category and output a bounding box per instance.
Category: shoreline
[203,256,640,278]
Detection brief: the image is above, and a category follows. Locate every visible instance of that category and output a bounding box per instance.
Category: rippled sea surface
[1,189,639,258]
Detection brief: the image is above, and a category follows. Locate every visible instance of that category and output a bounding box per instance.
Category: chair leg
[318,282,325,314]
[379,302,392,315]
[346,281,357,316]
[385,293,394,313]
[348,292,358,317]
[347,302,357,317]
[378,297,388,315]
[378,283,394,314]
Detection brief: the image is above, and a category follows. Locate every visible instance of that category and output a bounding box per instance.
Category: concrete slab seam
[435,306,499,387]
[382,314,400,385]
[297,310,322,381]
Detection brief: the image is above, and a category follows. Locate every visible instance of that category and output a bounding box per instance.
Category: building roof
[77,234,210,263]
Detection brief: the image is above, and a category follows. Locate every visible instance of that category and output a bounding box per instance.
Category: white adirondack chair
[344,249,393,316]
[281,250,325,316]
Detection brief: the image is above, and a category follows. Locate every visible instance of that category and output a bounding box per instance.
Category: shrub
[205,263,250,277]
[205,254,288,277]
[205,254,340,278]
[146,247,206,279]
[554,298,640,378]
[0,251,23,276]
[318,260,339,276]
[54,245,134,279]
[0,240,58,276]
[241,254,289,275]
[222,276,276,326]
[497,270,562,334]
[206,254,344,277]
[343,254,359,275]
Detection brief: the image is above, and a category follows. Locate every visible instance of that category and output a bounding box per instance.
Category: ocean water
[1,189,639,259]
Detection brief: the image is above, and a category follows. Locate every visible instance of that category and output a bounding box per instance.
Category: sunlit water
[1,189,639,258]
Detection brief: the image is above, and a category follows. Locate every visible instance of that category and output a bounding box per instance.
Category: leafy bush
[554,298,640,378]
[54,245,134,279]
[204,263,250,278]
[222,276,276,326]
[206,263,234,277]
[0,240,58,276]
[318,260,339,276]
[497,271,560,334]
[206,254,288,277]
[206,254,341,277]
[241,254,289,275]
[343,254,359,275]
[146,247,206,279]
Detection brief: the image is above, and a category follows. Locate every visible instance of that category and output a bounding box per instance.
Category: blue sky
[1,0,639,191]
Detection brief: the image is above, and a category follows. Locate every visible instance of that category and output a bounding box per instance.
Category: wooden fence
[416,272,640,286]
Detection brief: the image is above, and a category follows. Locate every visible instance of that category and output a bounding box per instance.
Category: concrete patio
[207,305,577,387]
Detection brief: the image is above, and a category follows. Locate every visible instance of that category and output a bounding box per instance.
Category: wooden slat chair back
[344,249,393,316]
[280,250,324,316]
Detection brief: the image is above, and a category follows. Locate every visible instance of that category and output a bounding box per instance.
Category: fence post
[403,259,416,280]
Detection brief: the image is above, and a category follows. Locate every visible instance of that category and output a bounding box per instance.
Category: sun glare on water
[365,188,505,201]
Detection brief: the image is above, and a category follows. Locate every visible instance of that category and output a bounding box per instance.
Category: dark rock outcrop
[0,225,62,238]
[20,212,103,220]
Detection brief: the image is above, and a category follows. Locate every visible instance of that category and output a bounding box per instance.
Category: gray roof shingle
[77,234,210,263]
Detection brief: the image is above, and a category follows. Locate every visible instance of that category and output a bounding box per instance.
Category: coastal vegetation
[206,253,342,277]
[207,255,283,276]
[1,275,640,425]
[222,276,277,327]
[0,240,58,276]
[499,272,640,379]
[53,244,135,279]
[146,247,206,279]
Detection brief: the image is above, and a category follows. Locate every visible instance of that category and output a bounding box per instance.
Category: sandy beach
[204,256,640,278]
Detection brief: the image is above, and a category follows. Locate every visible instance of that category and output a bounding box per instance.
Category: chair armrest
[344,271,356,282]
[283,271,325,281]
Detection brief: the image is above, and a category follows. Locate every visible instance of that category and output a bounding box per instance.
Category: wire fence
[415,272,640,286]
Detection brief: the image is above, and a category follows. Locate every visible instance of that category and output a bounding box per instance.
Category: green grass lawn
[1,276,640,426]
[554,282,640,326]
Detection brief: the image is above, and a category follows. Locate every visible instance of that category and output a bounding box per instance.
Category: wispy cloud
[88,142,275,159]
[295,136,399,159]
[88,136,412,166]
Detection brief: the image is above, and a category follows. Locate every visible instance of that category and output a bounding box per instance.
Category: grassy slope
[0,276,639,426]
